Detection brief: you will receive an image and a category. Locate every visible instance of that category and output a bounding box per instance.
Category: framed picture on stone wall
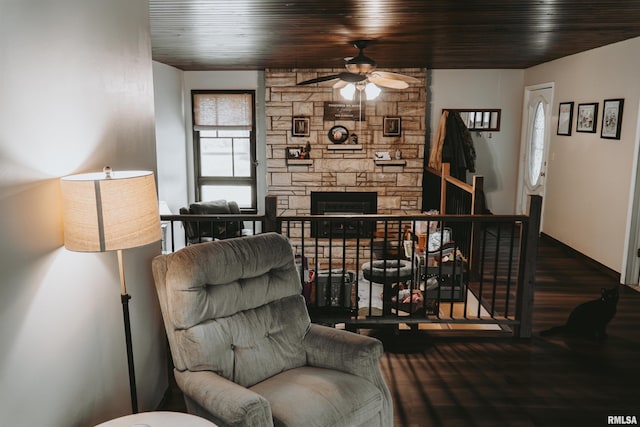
[383,117,401,137]
[287,147,303,159]
[292,117,310,137]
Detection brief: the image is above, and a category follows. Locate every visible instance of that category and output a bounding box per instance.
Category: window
[192,91,256,211]
[528,100,545,186]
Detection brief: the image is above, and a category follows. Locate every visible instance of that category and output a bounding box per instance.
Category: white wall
[524,37,640,273]
[0,1,166,426]
[153,61,188,215]
[429,69,525,213]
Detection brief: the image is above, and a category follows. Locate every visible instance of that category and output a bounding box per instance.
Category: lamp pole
[118,249,138,413]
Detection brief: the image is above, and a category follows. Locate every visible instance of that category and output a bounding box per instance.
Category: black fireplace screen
[311,192,377,238]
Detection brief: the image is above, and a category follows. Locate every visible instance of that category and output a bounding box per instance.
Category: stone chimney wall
[265,68,427,216]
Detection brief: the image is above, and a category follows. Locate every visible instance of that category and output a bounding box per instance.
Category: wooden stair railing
[426,163,485,276]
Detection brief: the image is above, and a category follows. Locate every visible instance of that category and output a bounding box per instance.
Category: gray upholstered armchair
[152,232,393,427]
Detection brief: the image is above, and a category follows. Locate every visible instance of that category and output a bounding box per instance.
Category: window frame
[191,90,257,212]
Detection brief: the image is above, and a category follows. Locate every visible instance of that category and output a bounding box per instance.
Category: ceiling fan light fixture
[340,83,356,100]
[365,82,381,100]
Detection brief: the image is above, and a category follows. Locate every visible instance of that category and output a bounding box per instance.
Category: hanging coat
[442,111,476,180]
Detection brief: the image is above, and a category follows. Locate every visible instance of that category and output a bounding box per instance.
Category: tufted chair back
[153,232,309,387]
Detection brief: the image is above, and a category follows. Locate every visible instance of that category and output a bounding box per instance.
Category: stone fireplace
[311,191,377,238]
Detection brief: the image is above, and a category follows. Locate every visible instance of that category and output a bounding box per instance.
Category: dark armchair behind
[179,200,244,244]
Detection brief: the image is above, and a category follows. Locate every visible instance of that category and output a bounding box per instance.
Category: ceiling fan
[297,40,419,90]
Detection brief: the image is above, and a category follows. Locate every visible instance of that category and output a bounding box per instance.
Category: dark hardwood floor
[158,235,640,427]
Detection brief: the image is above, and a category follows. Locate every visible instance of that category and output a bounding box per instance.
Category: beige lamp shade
[61,169,161,252]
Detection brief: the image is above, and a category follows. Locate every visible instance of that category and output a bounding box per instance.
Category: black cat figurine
[540,286,619,341]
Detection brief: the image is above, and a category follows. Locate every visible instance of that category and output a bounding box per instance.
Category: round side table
[94,411,217,427]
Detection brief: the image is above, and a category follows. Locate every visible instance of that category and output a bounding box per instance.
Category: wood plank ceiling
[149,0,640,71]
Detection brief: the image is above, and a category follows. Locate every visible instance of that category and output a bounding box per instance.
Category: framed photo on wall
[600,98,624,140]
[557,102,574,136]
[292,117,310,137]
[287,147,303,159]
[383,117,401,137]
[576,103,598,133]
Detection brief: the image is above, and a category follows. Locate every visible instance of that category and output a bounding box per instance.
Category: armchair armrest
[175,369,273,427]
[303,323,384,378]
[303,324,393,426]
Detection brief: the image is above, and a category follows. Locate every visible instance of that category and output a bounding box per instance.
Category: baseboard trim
[539,232,621,283]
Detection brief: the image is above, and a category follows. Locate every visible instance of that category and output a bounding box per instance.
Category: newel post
[515,195,542,338]
[440,163,450,215]
[469,175,484,277]
[264,194,278,233]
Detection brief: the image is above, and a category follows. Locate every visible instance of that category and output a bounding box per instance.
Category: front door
[517,83,554,221]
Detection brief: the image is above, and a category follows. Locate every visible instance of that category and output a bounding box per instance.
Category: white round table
[95,411,217,427]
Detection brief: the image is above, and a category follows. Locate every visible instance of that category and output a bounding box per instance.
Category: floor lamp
[60,167,161,414]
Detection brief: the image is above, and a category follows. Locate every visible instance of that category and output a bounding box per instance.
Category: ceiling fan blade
[297,72,366,86]
[368,74,409,89]
[333,80,349,89]
[372,71,420,83]
[297,74,341,85]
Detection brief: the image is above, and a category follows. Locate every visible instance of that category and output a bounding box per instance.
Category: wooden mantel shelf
[327,144,363,151]
[286,158,313,166]
[375,159,407,166]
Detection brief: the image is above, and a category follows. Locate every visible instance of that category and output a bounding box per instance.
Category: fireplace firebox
[311,191,377,238]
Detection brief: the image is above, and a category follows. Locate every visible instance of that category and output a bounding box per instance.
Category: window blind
[193,93,253,130]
